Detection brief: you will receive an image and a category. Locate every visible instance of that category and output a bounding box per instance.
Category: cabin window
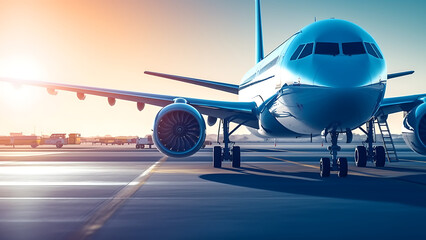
[315,42,339,56]
[370,43,383,59]
[364,42,379,58]
[298,43,313,59]
[342,42,366,56]
[290,44,305,60]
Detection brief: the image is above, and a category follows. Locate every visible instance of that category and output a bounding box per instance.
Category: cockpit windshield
[370,43,383,59]
[364,42,379,58]
[315,42,339,56]
[342,42,366,56]
[298,43,313,59]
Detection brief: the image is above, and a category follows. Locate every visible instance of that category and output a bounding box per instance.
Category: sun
[0,55,44,80]
[0,55,45,107]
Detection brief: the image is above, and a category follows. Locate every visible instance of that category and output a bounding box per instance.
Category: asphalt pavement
[0,143,425,240]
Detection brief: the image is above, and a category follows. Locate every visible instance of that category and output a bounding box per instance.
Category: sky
[0,0,425,137]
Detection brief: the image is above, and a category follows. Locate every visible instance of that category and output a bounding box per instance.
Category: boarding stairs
[375,119,399,162]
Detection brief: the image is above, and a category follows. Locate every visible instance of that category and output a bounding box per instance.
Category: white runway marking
[70,156,167,240]
[0,152,64,157]
[0,181,130,186]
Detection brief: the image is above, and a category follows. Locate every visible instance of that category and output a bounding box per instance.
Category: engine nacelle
[402,103,426,154]
[153,103,206,158]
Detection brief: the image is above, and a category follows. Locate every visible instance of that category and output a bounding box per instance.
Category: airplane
[0,0,424,178]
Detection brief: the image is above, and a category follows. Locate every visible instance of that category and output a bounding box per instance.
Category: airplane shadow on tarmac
[200,166,426,208]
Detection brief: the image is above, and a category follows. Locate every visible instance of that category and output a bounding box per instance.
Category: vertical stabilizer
[255,0,264,63]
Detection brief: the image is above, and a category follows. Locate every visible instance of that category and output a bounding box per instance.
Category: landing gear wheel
[337,157,348,177]
[355,146,367,167]
[374,146,386,167]
[320,158,330,178]
[232,146,241,168]
[213,146,222,168]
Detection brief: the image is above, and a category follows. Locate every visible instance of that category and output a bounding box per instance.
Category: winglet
[144,71,239,94]
[387,71,415,79]
[255,0,264,63]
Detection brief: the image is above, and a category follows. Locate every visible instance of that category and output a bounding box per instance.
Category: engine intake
[402,103,426,154]
[153,103,206,157]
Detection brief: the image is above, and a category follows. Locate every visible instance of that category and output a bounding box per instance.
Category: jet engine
[402,103,426,154]
[153,101,206,158]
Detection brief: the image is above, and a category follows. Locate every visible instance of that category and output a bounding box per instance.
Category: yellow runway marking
[266,156,318,169]
[266,148,313,154]
[69,156,167,240]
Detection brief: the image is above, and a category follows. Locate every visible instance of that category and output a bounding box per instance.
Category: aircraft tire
[232,146,241,168]
[374,146,386,167]
[337,157,348,177]
[320,158,330,178]
[355,146,367,167]
[213,146,222,168]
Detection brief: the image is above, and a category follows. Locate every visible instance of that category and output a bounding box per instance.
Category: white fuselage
[239,19,387,138]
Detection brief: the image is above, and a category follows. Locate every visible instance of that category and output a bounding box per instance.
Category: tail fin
[255,0,264,63]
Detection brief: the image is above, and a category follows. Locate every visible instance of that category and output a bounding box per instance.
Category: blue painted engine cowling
[402,103,426,155]
[153,103,206,158]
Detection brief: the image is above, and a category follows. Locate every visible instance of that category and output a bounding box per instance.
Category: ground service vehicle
[136,135,153,149]
[41,134,67,148]
[0,135,41,148]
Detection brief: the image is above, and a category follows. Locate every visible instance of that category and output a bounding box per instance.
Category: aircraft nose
[313,56,372,87]
[310,85,383,131]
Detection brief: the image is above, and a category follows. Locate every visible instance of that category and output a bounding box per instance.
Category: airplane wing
[387,71,414,80]
[377,94,426,116]
[0,78,258,128]
[144,71,240,94]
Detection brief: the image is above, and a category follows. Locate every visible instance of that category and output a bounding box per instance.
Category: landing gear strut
[212,118,241,168]
[321,131,347,178]
[356,118,386,168]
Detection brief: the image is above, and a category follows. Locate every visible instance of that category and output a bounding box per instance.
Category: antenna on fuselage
[255,0,264,63]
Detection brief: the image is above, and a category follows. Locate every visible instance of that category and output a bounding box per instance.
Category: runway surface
[0,143,425,240]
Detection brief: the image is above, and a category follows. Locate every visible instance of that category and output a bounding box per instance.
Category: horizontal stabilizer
[387,71,414,79]
[144,71,239,94]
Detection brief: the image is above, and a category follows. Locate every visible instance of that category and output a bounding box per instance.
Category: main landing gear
[355,119,386,168]
[320,131,348,178]
[321,118,387,178]
[213,119,241,168]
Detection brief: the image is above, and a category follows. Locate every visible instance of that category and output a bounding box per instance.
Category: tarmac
[0,142,425,240]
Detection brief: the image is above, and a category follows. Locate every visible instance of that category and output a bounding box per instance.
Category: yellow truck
[68,133,81,144]
[0,135,42,148]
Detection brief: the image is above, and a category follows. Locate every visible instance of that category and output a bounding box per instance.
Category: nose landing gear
[320,131,348,178]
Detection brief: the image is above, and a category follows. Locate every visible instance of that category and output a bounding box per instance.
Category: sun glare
[0,55,44,107]
[0,55,44,80]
